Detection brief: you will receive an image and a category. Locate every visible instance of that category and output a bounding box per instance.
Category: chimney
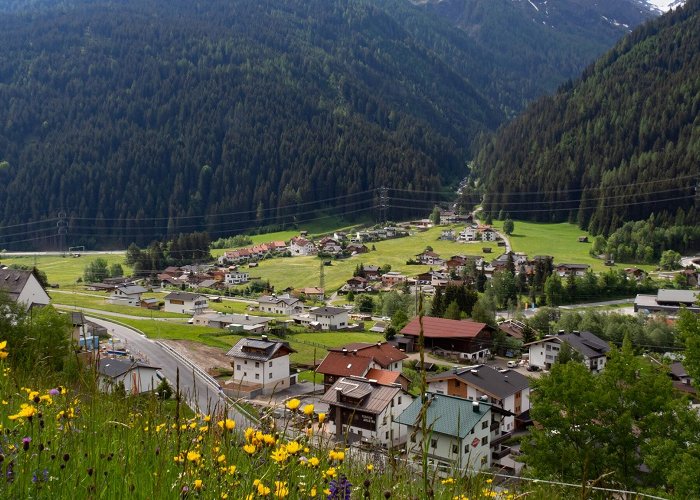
[376,341,382,347]
[472,401,480,413]
[558,329,565,335]
[342,348,348,356]
[245,314,249,320]
[261,335,268,341]
[470,369,478,375]
[572,330,580,336]
[353,349,358,356]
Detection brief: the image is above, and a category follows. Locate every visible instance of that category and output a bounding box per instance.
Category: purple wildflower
[49,389,60,396]
[327,475,352,500]
[22,437,31,451]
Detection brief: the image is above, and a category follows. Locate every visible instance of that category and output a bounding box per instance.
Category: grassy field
[237,225,499,291]
[492,220,656,272]
[0,253,129,288]
[51,291,190,318]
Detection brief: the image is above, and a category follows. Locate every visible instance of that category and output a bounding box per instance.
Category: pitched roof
[364,368,405,386]
[316,351,372,377]
[98,358,160,378]
[320,376,405,414]
[311,306,347,317]
[401,317,491,339]
[115,285,147,295]
[328,341,408,367]
[395,393,492,439]
[0,269,34,300]
[225,337,295,361]
[258,295,300,306]
[428,365,529,399]
[525,331,610,358]
[164,291,208,301]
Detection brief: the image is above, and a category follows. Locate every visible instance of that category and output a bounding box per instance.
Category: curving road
[87,316,256,428]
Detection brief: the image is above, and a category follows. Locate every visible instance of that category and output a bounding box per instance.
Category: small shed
[483,247,492,253]
[578,236,589,243]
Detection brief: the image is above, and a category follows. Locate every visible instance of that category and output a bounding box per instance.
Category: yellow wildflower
[227,465,237,475]
[309,486,317,498]
[441,478,455,485]
[303,404,314,416]
[187,450,201,463]
[244,427,255,442]
[203,415,211,422]
[285,441,302,454]
[285,398,301,411]
[218,418,235,431]
[243,443,257,455]
[270,447,289,463]
[366,464,374,472]
[262,433,276,446]
[328,450,345,462]
[217,454,226,463]
[194,479,203,490]
[307,457,320,467]
[317,413,326,424]
[324,467,337,479]
[274,481,288,498]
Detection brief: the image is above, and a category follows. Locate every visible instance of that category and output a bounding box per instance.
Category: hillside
[474,0,700,234]
[0,0,659,249]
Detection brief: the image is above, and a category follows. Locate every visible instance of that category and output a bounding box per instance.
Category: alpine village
[1,1,700,499]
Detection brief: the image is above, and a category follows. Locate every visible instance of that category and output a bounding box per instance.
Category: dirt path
[161,340,232,373]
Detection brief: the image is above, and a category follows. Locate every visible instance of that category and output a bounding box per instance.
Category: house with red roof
[399,317,494,362]
[315,341,408,390]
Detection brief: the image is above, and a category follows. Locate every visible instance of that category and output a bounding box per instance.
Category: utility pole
[319,259,325,300]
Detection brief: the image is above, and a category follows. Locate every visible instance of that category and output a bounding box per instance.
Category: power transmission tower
[378,186,389,225]
[57,211,68,254]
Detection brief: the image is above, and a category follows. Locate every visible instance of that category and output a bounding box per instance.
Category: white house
[309,306,349,330]
[225,271,250,285]
[0,268,51,310]
[226,336,296,395]
[163,291,209,314]
[108,285,147,307]
[191,312,273,332]
[320,376,414,447]
[257,294,302,315]
[525,331,610,372]
[396,394,512,475]
[290,237,316,256]
[555,263,591,277]
[458,226,478,242]
[480,228,497,241]
[98,358,161,394]
[427,365,531,433]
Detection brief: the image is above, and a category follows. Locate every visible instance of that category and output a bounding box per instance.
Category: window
[398,396,402,405]
[255,374,260,380]
[482,421,488,430]
[269,361,273,367]
[481,456,488,465]
[385,432,389,440]
[455,380,460,387]
[236,365,241,371]
[452,444,458,454]
[269,373,273,379]
[431,439,437,448]
[244,360,248,365]
[481,436,488,445]
[255,362,260,368]
[382,415,387,425]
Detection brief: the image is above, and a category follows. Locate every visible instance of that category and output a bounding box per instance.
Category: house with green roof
[395,393,512,475]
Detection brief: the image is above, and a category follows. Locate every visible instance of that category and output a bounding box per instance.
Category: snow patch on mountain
[639,0,686,13]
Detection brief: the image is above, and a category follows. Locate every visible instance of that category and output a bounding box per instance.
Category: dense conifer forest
[475,0,700,235]
[0,0,649,249]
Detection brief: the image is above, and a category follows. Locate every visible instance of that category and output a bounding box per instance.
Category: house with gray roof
[634,289,699,315]
[226,336,296,395]
[427,364,531,433]
[309,306,349,330]
[525,331,610,372]
[192,312,273,332]
[163,291,208,314]
[108,285,148,307]
[395,393,513,475]
[97,358,161,394]
[320,376,413,447]
[257,294,302,315]
[0,268,50,310]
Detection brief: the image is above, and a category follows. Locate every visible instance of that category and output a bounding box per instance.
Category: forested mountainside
[410,0,655,115]
[475,0,700,235]
[0,0,656,249]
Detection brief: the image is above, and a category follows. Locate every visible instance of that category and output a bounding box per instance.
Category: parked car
[526,365,540,372]
[507,361,518,368]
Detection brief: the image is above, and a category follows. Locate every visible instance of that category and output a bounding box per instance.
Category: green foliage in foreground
[523,336,700,498]
[0,347,572,500]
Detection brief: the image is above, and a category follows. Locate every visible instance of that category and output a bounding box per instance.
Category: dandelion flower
[285,441,302,454]
[303,404,314,416]
[194,479,203,490]
[274,481,288,498]
[317,413,326,424]
[243,444,257,455]
[285,399,301,411]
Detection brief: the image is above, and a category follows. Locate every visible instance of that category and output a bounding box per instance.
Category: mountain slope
[474,0,700,234]
[0,0,669,248]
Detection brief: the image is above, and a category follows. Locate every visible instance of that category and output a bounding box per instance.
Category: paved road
[87,316,256,428]
[57,304,188,322]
